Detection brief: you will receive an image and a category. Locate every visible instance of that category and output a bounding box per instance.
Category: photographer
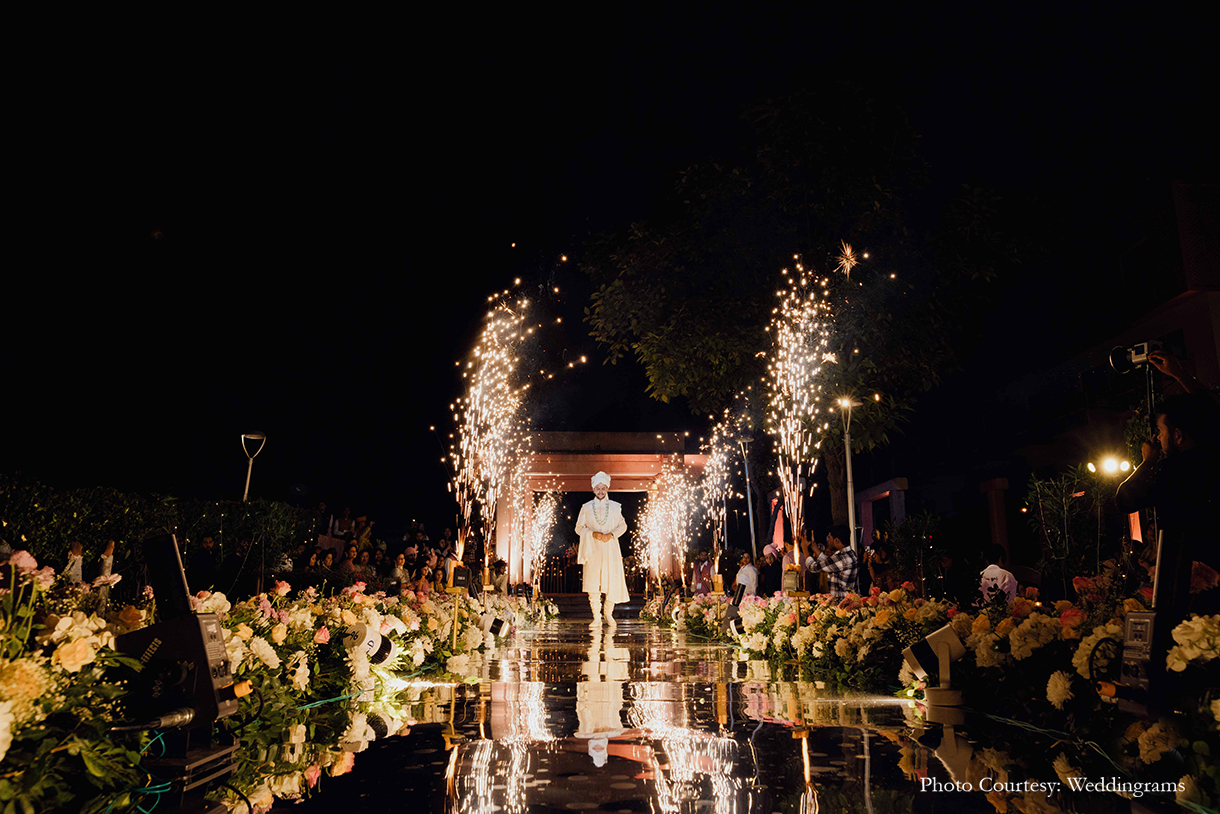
[1117,392,1220,614]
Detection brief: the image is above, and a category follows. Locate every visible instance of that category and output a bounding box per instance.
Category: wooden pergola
[493,431,706,583]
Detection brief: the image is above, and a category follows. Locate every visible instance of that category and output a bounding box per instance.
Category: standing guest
[759,551,782,597]
[732,552,760,597]
[331,507,356,541]
[865,542,896,592]
[575,471,630,630]
[189,536,220,590]
[802,525,859,599]
[65,541,85,584]
[690,551,710,595]
[313,502,331,539]
[491,560,509,594]
[95,540,116,612]
[979,544,1017,604]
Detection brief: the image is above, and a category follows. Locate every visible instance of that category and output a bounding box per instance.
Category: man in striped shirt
[803,524,859,598]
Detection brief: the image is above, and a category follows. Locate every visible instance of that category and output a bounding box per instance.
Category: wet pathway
[295,619,1130,813]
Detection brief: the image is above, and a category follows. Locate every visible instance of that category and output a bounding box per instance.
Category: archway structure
[494,432,706,584]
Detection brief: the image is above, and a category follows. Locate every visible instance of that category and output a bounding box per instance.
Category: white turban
[591,471,611,489]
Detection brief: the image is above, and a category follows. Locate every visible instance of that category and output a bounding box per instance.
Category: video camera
[1108,340,1163,375]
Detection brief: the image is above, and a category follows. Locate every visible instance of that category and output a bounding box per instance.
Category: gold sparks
[835,241,860,278]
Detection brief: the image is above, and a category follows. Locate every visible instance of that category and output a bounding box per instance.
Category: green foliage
[1024,466,1104,596]
[0,472,315,595]
[582,88,1027,524]
[883,511,944,596]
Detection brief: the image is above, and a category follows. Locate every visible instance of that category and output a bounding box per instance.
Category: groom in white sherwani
[575,471,630,629]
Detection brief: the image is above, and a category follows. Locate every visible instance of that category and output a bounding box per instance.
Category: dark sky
[7,9,1217,537]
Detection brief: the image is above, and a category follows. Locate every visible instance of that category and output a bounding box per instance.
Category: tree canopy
[582,83,1024,524]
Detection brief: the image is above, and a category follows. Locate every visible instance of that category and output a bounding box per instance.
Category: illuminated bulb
[514,278,521,284]
[1120,461,1131,471]
[1103,459,1119,473]
[890,273,896,278]
[560,255,567,262]
[1087,462,1097,473]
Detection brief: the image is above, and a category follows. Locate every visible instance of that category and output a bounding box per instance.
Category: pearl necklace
[593,498,610,526]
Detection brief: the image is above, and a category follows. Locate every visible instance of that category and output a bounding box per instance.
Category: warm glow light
[1103,458,1119,473]
[1087,462,1097,473]
[1120,461,1131,471]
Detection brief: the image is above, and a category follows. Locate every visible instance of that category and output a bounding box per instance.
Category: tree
[583,84,1021,526]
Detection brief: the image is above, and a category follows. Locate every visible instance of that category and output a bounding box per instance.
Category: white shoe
[604,599,617,629]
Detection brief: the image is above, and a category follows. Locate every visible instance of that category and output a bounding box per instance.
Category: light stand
[738,438,758,561]
[838,398,861,562]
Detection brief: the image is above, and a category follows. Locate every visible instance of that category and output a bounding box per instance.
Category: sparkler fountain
[764,256,835,570]
[450,295,535,583]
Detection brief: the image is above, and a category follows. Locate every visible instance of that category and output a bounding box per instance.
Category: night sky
[8,9,1217,539]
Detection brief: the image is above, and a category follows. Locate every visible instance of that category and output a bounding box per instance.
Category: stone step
[540,593,645,619]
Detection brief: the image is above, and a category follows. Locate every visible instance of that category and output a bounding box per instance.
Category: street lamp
[242,432,266,502]
[837,397,862,559]
[1086,456,1130,571]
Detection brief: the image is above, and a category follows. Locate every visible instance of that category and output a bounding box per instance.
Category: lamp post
[838,398,862,557]
[1086,457,1130,572]
[242,432,266,502]
[738,437,758,561]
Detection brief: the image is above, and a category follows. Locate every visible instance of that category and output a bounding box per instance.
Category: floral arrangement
[0,551,513,813]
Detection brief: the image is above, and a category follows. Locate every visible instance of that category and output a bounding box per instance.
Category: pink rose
[353,581,367,593]
[304,765,321,789]
[901,581,916,592]
[1060,608,1086,628]
[331,751,355,777]
[274,580,291,597]
[314,625,331,644]
[409,618,420,632]
[8,550,38,572]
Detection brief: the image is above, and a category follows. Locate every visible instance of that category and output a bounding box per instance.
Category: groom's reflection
[566,628,657,773]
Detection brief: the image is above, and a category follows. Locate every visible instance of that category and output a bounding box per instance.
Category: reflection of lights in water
[627,683,741,813]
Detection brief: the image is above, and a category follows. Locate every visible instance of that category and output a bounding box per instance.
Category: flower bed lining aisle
[0,551,558,814]
[644,580,1220,810]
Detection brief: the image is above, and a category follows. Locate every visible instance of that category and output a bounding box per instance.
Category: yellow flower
[972,615,992,635]
[118,605,144,626]
[53,639,96,673]
[873,608,893,628]
[235,623,254,640]
[271,623,288,645]
[341,609,359,626]
[888,589,906,603]
[995,618,1016,637]
[1123,598,1144,613]
[903,608,918,621]
[1053,600,1074,613]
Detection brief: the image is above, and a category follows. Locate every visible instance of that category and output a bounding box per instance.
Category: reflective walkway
[296,619,1125,813]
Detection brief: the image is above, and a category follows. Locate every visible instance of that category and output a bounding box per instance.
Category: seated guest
[339,543,359,574]
[979,544,1017,604]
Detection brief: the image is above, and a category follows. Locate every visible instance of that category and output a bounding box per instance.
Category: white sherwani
[575,498,630,604]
